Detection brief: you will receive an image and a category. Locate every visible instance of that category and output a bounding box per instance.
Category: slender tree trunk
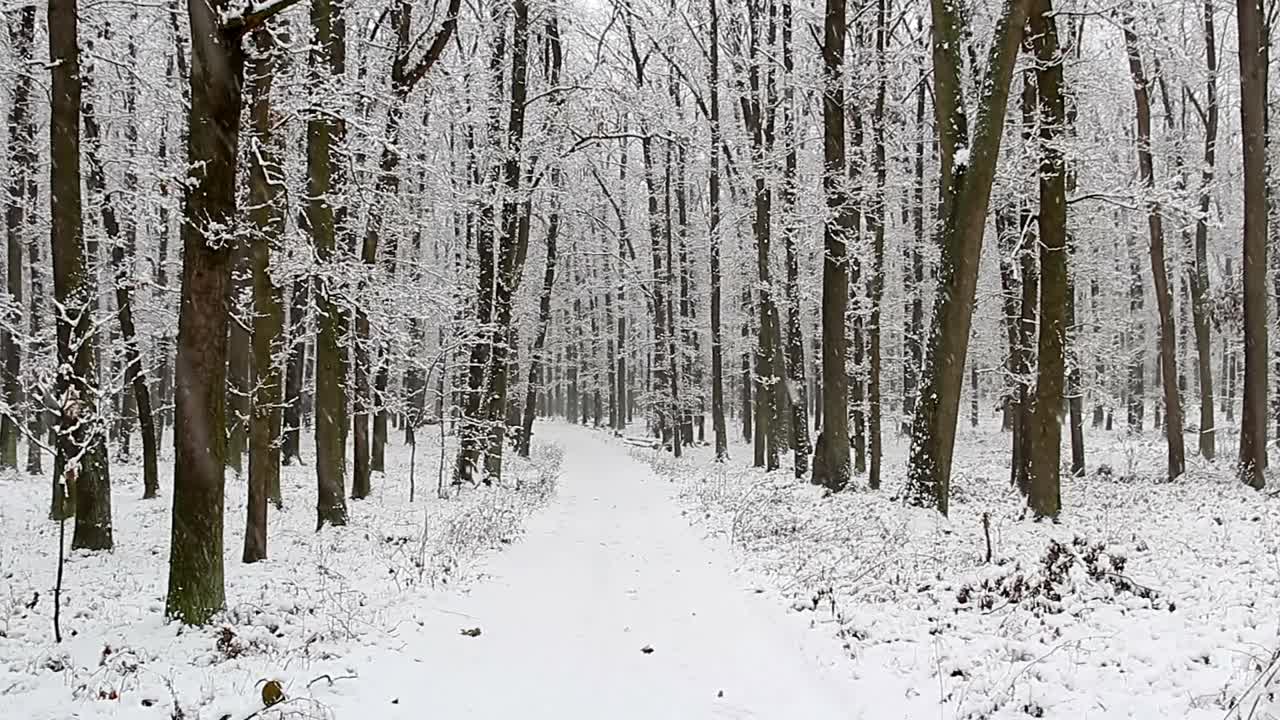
[282,280,307,464]
[904,27,926,431]
[1237,0,1268,487]
[707,2,727,458]
[116,22,160,499]
[227,252,250,477]
[867,0,887,489]
[1,4,35,471]
[1122,21,1185,480]
[1189,0,1218,460]
[779,0,808,476]
[244,27,285,563]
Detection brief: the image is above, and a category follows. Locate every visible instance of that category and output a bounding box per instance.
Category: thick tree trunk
[483,0,531,481]
[813,0,852,491]
[167,0,247,622]
[905,0,1034,514]
[1237,0,1268,487]
[1122,21,1185,480]
[50,0,112,545]
[311,0,350,528]
[1026,0,1065,518]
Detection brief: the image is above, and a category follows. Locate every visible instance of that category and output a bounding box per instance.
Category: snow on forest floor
[635,424,1280,719]
[0,428,562,720]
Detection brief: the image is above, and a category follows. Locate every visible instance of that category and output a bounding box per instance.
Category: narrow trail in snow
[330,425,859,719]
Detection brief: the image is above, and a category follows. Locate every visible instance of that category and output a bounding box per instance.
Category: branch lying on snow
[221,0,305,33]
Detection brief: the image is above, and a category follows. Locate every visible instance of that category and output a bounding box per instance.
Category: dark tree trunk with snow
[1236,0,1268,488]
[708,0,728,460]
[1026,0,1065,518]
[812,0,852,492]
[311,0,350,527]
[49,0,112,545]
[1190,0,1218,460]
[166,0,296,624]
[1,4,35,471]
[780,0,808,477]
[519,14,563,458]
[244,27,285,564]
[905,0,1034,514]
[1122,22,1185,481]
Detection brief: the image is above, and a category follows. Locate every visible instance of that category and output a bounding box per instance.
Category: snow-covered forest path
[327,425,858,719]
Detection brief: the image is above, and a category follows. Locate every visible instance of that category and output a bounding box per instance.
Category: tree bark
[311,0,350,527]
[518,14,563,458]
[482,0,531,481]
[780,0,808,477]
[167,0,294,623]
[1122,20,1185,481]
[707,0,728,459]
[1026,0,1065,519]
[1,4,35,471]
[812,0,852,491]
[867,0,887,489]
[905,0,1035,514]
[1236,0,1267,487]
[1189,0,1217,460]
[244,27,286,563]
[50,0,112,544]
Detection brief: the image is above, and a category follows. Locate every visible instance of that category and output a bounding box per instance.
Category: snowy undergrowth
[0,431,561,720]
[638,427,1280,719]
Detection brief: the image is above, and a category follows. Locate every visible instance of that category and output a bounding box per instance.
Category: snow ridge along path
[330,424,858,719]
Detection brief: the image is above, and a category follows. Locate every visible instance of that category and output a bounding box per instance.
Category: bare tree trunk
[741,0,780,471]
[244,27,285,563]
[1127,234,1145,431]
[813,0,852,491]
[518,14,563,457]
[483,0,532,481]
[1122,21,1185,480]
[1237,0,1268,487]
[282,279,307,464]
[1026,0,1065,518]
[50,0,112,545]
[1189,0,1218,460]
[904,24,926,431]
[707,1,727,458]
[905,0,1034,513]
[779,0,808,476]
[311,0,350,528]
[867,0,887,489]
[167,0,297,623]
[1,4,35,471]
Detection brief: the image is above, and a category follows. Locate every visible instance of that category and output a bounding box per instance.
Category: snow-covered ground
[637,424,1280,719]
[6,420,1280,719]
[1,428,562,720]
